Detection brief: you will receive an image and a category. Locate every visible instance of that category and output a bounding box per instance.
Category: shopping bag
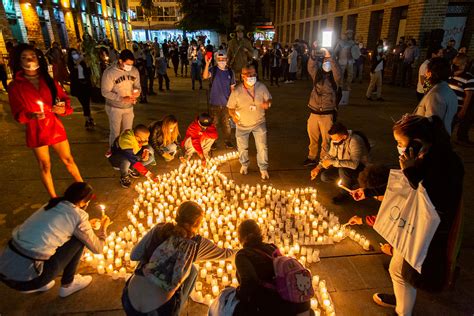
[208,286,239,316]
[374,169,440,273]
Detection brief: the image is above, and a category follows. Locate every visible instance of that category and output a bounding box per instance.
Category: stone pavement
[0,74,473,316]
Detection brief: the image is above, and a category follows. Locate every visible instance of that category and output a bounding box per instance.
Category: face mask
[322,61,331,72]
[332,139,343,146]
[23,62,40,71]
[217,61,227,70]
[72,53,80,60]
[245,76,257,86]
[359,43,363,49]
[377,48,383,53]
[123,64,133,72]
[397,146,406,156]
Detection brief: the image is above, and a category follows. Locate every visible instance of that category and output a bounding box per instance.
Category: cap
[198,113,213,127]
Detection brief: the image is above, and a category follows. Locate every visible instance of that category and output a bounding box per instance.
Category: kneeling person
[311,122,369,203]
[109,124,156,188]
[182,113,218,166]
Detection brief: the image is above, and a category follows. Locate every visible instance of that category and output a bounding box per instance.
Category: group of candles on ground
[82,152,373,315]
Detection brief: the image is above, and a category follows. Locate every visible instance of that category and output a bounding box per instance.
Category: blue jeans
[191,63,202,89]
[122,265,198,316]
[236,122,268,171]
[109,145,155,178]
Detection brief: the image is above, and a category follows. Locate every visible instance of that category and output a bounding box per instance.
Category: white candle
[97,265,105,274]
[37,100,44,113]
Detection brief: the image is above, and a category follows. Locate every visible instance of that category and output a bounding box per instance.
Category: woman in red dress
[8,44,83,198]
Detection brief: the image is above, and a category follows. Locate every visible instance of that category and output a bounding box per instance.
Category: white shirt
[417,59,430,93]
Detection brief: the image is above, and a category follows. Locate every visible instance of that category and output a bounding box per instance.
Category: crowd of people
[0,23,470,316]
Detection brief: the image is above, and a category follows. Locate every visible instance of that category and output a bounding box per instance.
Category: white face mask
[217,61,227,70]
[397,146,406,156]
[359,43,363,49]
[322,61,331,72]
[245,76,257,86]
[23,62,40,71]
[72,53,80,60]
[123,64,133,72]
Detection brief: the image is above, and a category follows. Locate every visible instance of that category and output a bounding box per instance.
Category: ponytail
[45,182,94,210]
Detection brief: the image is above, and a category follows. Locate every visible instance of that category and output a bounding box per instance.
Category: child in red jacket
[182,113,218,166]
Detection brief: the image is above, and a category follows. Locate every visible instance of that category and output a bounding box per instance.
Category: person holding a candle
[148,115,181,162]
[227,64,272,180]
[233,219,311,315]
[108,124,156,188]
[373,114,464,315]
[101,49,141,157]
[8,43,83,198]
[0,182,111,297]
[304,41,342,167]
[182,113,218,166]
[122,201,235,316]
[310,122,369,204]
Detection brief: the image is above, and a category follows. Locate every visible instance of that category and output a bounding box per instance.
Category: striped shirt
[448,72,474,108]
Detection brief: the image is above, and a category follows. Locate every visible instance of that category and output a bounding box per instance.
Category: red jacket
[181,119,218,155]
[8,71,72,148]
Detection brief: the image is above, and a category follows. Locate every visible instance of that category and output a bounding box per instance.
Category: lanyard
[243,85,256,104]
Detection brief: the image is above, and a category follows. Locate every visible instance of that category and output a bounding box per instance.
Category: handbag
[374,169,440,273]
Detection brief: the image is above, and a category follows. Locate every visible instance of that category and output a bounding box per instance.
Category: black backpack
[352,130,371,152]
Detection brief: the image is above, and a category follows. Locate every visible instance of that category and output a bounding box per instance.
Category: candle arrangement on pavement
[84,152,372,315]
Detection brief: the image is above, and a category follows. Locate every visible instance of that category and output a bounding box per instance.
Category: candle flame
[337,179,342,186]
[99,204,105,210]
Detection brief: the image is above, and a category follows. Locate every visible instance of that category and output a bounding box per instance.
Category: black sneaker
[373,293,396,308]
[332,192,350,204]
[129,169,140,178]
[120,176,132,188]
[303,158,318,167]
[225,141,235,149]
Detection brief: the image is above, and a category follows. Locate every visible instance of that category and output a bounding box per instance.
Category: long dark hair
[238,219,263,247]
[45,182,94,210]
[315,60,338,92]
[143,201,203,263]
[13,43,58,103]
[393,114,451,149]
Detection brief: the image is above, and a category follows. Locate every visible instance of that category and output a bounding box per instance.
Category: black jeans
[76,80,91,117]
[270,67,280,85]
[456,105,474,141]
[147,66,155,93]
[158,73,170,90]
[320,165,365,190]
[210,105,232,142]
[2,237,84,291]
[400,62,413,87]
[262,62,269,79]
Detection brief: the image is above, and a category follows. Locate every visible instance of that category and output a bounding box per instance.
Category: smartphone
[405,140,422,156]
[206,51,213,60]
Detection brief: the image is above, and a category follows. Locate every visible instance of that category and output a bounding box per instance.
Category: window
[306,0,312,17]
[349,0,357,9]
[336,0,345,12]
[313,0,320,16]
[321,0,328,15]
[347,14,357,34]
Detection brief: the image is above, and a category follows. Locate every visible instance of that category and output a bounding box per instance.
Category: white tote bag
[374,169,441,273]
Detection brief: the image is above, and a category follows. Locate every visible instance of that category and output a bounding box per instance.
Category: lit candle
[99,204,106,217]
[97,265,105,274]
[195,281,203,291]
[37,100,44,113]
[337,179,351,193]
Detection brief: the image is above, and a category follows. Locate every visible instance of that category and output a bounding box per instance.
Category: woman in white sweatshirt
[0,182,111,297]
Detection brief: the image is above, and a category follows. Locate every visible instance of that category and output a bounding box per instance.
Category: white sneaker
[59,274,92,298]
[240,165,248,175]
[260,170,269,180]
[20,280,55,294]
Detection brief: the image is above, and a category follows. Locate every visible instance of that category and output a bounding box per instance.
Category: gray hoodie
[101,62,141,109]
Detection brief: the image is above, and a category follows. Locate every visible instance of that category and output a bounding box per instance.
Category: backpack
[250,246,314,303]
[352,130,371,152]
[142,235,201,292]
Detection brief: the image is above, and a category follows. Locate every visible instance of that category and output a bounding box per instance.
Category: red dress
[8,71,72,148]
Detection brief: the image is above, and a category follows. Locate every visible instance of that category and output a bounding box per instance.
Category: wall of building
[274,0,474,58]
[0,0,132,55]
